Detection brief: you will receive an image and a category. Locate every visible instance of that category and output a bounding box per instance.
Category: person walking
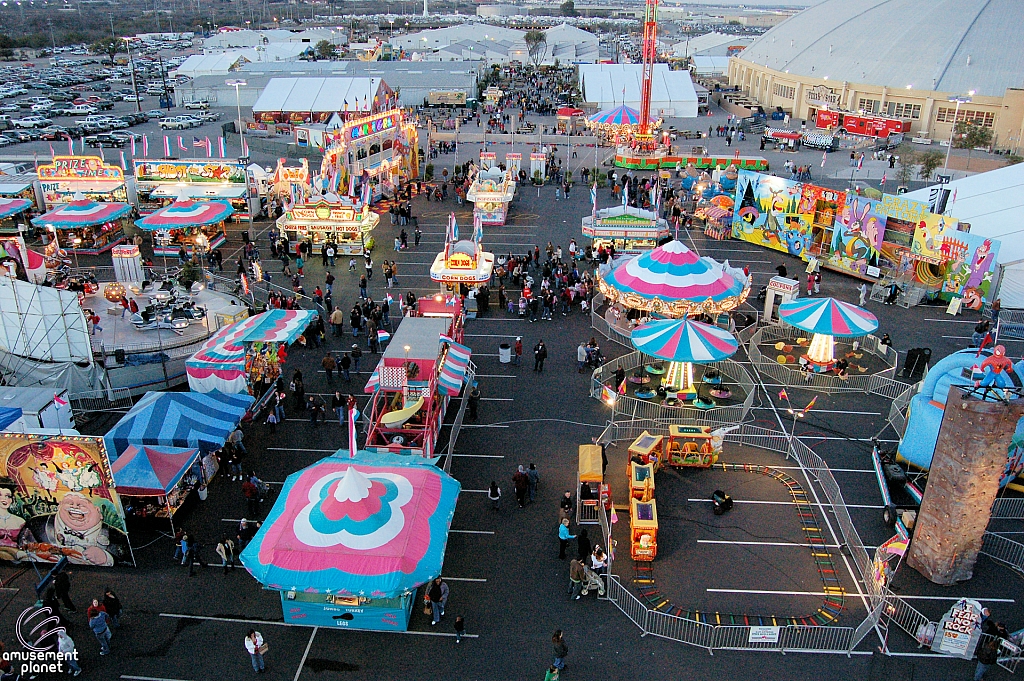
[533,340,548,372]
[513,465,529,508]
[243,477,260,518]
[57,629,82,676]
[858,282,869,306]
[340,352,352,382]
[527,463,539,503]
[454,615,466,644]
[488,481,501,511]
[568,558,585,601]
[351,345,362,373]
[513,337,523,367]
[558,518,576,559]
[216,536,236,574]
[330,306,345,336]
[102,588,122,628]
[577,342,587,372]
[88,606,113,656]
[576,527,592,562]
[427,577,449,625]
[321,352,336,382]
[54,570,76,612]
[544,666,560,681]
[468,385,481,420]
[551,630,569,671]
[975,635,1000,680]
[814,270,821,294]
[244,630,266,674]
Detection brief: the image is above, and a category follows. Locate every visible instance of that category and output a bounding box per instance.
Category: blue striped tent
[103,391,255,459]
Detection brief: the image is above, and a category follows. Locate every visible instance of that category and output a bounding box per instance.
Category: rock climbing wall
[906,385,1024,585]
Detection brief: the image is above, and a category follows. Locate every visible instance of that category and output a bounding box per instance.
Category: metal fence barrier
[590,351,757,427]
[992,498,1024,520]
[747,324,900,394]
[981,531,1024,574]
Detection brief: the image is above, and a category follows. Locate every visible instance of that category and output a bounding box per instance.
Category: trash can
[499,343,512,364]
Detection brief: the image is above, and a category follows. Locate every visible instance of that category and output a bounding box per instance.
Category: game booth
[363,311,470,459]
[31,194,132,255]
[110,444,207,533]
[239,450,460,631]
[134,196,234,257]
[0,198,32,237]
[102,391,255,458]
[577,444,611,525]
[132,159,254,219]
[275,198,379,256]
[36,156,128,209]
[186,309,317,397]
[582,206,670,254]
[318,107,419,202]
[466,166,516,226]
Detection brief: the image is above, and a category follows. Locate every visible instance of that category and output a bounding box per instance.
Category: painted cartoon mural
[732,171,811,257]
[0,434,130,566]
[941,232,1000,309]
[830,197,886,276]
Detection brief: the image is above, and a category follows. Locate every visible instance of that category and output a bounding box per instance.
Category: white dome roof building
[727,0,1024,153]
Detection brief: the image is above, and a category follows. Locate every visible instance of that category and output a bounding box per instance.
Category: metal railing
[590,351,757,427]
[68,386,135,423]
[992,497,1024,520]
[589,293,631,349]
[747,324,900,394]
[886,381,918,438]
[441,360,477,475]
[981,531,1024,575]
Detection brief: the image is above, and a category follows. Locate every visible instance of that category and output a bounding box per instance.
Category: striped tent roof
[630,318,738,364]
[438,340,472,396]
[778,297,879,337]
[588,104,640,126]
[31,198,132,229]
[0,197,31,220]
[135,199,234,230]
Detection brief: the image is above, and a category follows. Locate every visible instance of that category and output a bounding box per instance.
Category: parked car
[85,133,125,148]
[159,115,194,130]
[38,126,69,140]
[0,136,14,147]
[123,94,144,102]
[6,130,33,142]
[13,115,53,128]
[184,99,209,110]
[68,104,98,115]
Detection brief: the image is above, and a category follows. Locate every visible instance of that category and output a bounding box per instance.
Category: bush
[532,169,543,185]
[425,164,434,181]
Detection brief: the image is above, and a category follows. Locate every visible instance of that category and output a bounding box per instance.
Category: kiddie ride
[625,428,723,560]
[131,300,207,334]
[363,297,471,459]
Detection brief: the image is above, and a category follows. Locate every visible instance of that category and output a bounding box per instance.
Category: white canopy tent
[578,64,698,118]
[252,77,386,116]
[903,163,1024,307]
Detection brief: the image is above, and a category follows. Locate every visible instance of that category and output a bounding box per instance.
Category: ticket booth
[630,497,658,561]
[628,431,664,473]
[629,461,655,501]
[577,444,610,525]
[667,424,717,468]
[764,276,800,322]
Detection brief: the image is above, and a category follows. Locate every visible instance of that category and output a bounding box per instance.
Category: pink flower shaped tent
[135,199,234,230]
[32,198,132,229]
[0,198,31,220]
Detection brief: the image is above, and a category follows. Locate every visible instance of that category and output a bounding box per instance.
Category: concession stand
[36,156,128,208]
[110,444,206,533]
[466,166,516,226]
[31,195,132,255]
[132,159,254,219]
[134,197,234,257]
[276,198,379,255]
[0,197,32,237]
[582,205,670,254]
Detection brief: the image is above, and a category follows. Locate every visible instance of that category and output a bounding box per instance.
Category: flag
[48,143,55,160]
[204,137,212,157]
[622,180,629,208]
[821,152,827,168]
[192,136,204,148]
[242,137,249,156]
[950,188,958,207]
[119,150,127,170]
[79,135,85,154]
[617,380,626,395]
[449,212,459,241]
[590,181,597,215]
[377,329,390,343]
[348,172,356,198]
[778,389,789,401]
[53,393,68,408]
[142,134,149,157]
[610,504,619,524]
[65,135,73,155]
[802,396,818,414]
[347,405,358,458]
[177,136,188,152]
[445,296,456,307]
[473,210,483,244]
[360,178,370,206]
[163,135,171,157]
[130,136,136,156]
[856,154,863,170]
[218,137,226,158]
[879,172,887,187]
[385,293,393,305]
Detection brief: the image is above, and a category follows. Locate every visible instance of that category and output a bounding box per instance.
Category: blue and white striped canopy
[778,297,879,337]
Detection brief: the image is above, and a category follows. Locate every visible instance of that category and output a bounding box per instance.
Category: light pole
[943,91,974,172]
[123,37,142,113]
[226,79,248,157]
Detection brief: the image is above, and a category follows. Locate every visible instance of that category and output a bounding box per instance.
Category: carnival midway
[1,0,1024,680]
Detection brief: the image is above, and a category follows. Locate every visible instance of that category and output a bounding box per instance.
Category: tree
[90,37,122,66]
[916,150,944,182]
[524,30,547,68]
[314,39,335,60]
[560,1,578,17]
[894,143,917,187]
[953,121,993,170]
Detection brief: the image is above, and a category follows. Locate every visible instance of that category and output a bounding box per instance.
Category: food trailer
[276,198,379,255]
[132,159,254,219]
[31,195,132,255]
[582,206,670,254]
[466,166,516,226]
[36,156,128,208]
[363,312,470,459]
[630,497,658,561]
[577,444,610,525]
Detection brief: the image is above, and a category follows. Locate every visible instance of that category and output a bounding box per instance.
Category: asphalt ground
[0,102,1018,681]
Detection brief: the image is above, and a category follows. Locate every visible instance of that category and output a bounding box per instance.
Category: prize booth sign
[0,433,131,566]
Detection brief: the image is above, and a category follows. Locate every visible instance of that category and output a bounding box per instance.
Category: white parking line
[756,407,883,416]
[121,677,193,681]
[687,498,885,510]
[451,453,505,458]
[293,627,318,681]
[474,374,517,378]
[449,529,495,535]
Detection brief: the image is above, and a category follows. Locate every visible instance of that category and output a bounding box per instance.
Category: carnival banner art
[732,170,810,257]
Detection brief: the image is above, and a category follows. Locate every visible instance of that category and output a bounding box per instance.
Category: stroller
[580,564,605,596]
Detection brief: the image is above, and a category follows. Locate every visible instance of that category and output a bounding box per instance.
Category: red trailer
[815,110,910,139]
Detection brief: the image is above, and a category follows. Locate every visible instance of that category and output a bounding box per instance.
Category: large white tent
[252,77,386,116]
[578,64,698,118]
[903,163,1024,307]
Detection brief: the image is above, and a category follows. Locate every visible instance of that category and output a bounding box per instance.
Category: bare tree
[525,30,546,68]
